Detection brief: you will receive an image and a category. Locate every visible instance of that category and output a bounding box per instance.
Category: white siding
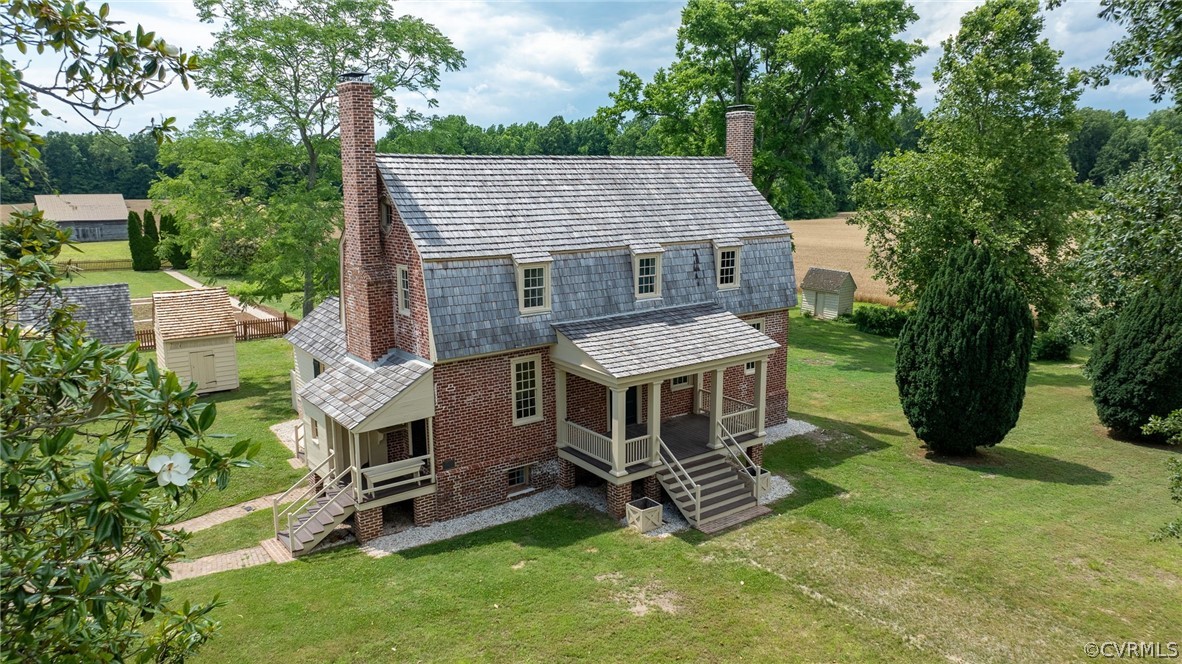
[160,334,239,394]
[801,289,816,316]
[837,278,856,316]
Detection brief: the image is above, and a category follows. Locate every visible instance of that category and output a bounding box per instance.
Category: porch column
[694,372,706,414]
[555,368,568,448]
[610,386,627,476]
[709,368,725,449]
[350,431,361,502]
[754,358,768,438]
[647,380,662,466]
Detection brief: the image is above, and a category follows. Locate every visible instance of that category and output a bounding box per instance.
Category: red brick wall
[567,373,607,432]
[384,204,433,359]
[338,80,396,363]
[429,347,559,521]
[726,107,755,180]
[699,309,789,426]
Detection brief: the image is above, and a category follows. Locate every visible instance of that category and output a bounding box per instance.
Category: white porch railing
[273,450,337,549]
[719,423,763,502]
[624,434,652,466]
[721,408,758,436]
[358,454,434,501]
[564,420,613,465]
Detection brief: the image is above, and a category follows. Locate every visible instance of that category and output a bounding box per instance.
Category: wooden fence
[134,314,293,351]
[62,259,173,271]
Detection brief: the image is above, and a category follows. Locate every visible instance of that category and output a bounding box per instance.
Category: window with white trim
[746,319,764,374]
[671,375,691,390]
[634,254,661,298]
[397,265,411,315]
[507,465,532,489]
[512,356,543,425]
[309,418,320,445]
[515,263,551,314]
[717,248,739,288]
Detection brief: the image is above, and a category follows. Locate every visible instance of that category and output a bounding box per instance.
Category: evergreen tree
[126,211,145,270]
[1089,277,1182,436]
[895,243,1035,455]
[138,210,161,270]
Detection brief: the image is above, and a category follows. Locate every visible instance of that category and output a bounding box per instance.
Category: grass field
[146,338,304,520]
[64,269,189,298]
[170,312,1180,662]
[56,240,132,262]
[790,214,897,305]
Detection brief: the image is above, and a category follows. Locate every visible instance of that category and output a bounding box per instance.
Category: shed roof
[34,194,128,222]
[17,284,134,345]
[152,288,237,341]
[285,297,346,365]
[376,155,790,260]
[800,267,854,292]
[553,303,778,379]
[299,352,432,430]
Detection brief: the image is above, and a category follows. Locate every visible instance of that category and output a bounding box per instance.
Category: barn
[152,288,240,394]
[800,267,856,319]
[34,194,130,242]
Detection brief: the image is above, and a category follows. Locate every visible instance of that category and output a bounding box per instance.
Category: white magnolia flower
[147,452,195,487]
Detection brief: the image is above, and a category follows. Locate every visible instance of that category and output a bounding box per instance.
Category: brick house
[277,73,797,555]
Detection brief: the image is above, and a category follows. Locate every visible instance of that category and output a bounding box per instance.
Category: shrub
[1031,326,1072,361]
[157,213,190,269]
[1143,410,1182,446]
[851,305,909,337]
[895,243,1034,456]
[1090,279,1182,435]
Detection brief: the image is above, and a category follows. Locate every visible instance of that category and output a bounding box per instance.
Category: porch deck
[560,413,759,477]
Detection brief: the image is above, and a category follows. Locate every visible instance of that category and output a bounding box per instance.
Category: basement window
[507,465,532,489]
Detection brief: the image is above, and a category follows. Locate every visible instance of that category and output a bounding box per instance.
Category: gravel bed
[764,418,819,445]
[362,486,605,557]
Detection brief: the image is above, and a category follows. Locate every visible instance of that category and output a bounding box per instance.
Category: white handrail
[273,451,335,537]
[659,437,701,523]
[718,423,762,502]
[565,420,613,465]
[288,479,351,553]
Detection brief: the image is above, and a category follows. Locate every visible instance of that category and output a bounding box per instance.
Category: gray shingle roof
[425,238,797,361]
[376,155,791,260]
[17,284,134,345]
[800,267,854,292]
[299,351,431,430]
[554,303,778,379]
[285,297,346,365]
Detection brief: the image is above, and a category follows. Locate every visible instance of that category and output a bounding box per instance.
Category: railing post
[754,357,768,438]
[709,369,725,449]
[555,368,568,448]
[610,387,627,476]
[647,380,662,466]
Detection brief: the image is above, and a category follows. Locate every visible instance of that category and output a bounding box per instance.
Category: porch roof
[553,303,777,380]
[299,350,432,430]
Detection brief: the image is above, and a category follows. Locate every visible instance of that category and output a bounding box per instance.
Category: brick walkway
[168,547,271,582]
[169,492,284,533]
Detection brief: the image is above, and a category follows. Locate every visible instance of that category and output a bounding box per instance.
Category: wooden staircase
[656,436,770,533]
[276,481,356,556]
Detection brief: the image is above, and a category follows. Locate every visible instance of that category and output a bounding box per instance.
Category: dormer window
[513,252,553,315]
[630,243,664,300]
[714,239,742,290]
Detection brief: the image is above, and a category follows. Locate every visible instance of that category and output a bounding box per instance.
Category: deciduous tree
[854,0,1083,315]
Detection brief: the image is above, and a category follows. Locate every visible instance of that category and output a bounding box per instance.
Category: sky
[14,0,1167,136]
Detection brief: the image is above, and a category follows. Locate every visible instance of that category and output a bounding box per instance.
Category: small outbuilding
[34,193,130,241]
[800,267,856,319]
[152,288,239,394]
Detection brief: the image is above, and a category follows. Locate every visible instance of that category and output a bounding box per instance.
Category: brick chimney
[338,72,396,363]
[726,105,755,180]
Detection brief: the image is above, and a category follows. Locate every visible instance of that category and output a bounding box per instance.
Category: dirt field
[788,213,897,305]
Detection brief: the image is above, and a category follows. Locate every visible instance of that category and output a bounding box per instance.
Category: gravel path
[167,547,271,582]
[764,418,819,445]
[269,419,306,468]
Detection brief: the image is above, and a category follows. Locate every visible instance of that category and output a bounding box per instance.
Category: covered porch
[551,303,778,483]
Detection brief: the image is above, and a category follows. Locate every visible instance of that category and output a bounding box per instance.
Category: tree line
[1,131,166,202]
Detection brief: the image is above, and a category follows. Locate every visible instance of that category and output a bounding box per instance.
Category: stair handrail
[658,436,701,523]
[718,423,762,502]
[287,478,352,554]
[273,450,335,538]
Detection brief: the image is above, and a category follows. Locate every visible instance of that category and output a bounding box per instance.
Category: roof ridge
[375,153,733,161]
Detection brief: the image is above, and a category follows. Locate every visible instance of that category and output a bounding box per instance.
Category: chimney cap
[726,104,755,113]
[338,71,372,83]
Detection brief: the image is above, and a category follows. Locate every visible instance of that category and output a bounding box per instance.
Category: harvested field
[788,213,897,305]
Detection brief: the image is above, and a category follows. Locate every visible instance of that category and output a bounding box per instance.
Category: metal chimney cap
[726,104,755,113]
[338,71,371,83]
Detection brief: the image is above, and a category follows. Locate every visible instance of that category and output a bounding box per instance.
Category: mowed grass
[145,338,304,520]
[180,505,292,560]
[790,214,897,305]
[170,312,1180,663]
[56,239,132,262]
[65,269,189,298]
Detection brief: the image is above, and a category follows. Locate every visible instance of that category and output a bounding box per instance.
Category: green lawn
[56,239,132,262]
[180,270,304,320]
[149,338,304,520]
[171,313,1181,662]
[65,269,189,298]
[181,504,293,560]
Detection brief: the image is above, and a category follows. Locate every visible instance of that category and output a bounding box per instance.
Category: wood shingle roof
[152,288,237,341]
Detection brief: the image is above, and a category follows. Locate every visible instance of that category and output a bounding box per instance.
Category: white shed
[800,268,856,319]
[153,288,240,394]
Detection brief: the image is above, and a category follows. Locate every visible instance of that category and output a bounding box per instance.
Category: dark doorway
[409,419,429,457]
